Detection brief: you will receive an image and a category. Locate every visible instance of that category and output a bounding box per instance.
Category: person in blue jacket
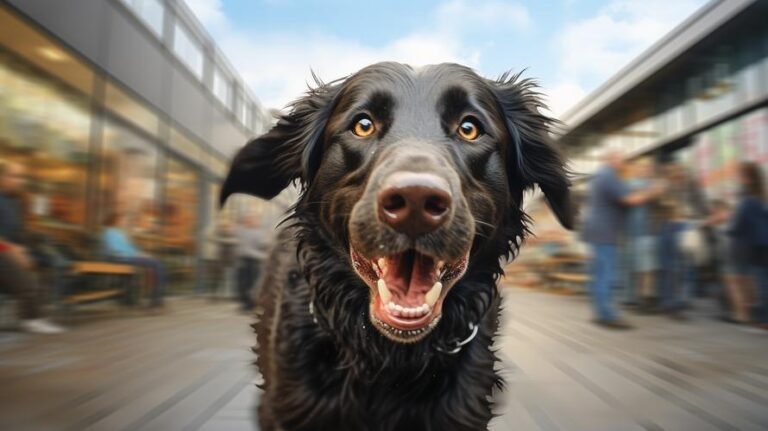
[101,212,166,307]
[728,162,768,327]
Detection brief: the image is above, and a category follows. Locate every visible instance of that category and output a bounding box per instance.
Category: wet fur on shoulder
[222,63,572,431]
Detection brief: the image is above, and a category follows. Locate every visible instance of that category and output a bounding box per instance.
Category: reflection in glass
[0,52,90,234]
[99,119,160,247]
[162,158,200,290]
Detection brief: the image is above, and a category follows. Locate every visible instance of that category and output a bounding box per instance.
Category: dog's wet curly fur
[221,62,572,431]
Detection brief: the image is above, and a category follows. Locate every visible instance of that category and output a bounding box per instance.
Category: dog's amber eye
[352,115,376,137]
[457,117,482,141]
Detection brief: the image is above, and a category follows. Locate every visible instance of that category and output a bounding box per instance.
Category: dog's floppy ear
[220,77,342,205]
[489,72,574,230]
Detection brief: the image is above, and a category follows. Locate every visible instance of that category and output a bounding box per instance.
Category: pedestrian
[727,162,768,328]
[707,199,750,323]
[0,161,65,334]
[581,151,664,329]
[623,158,660,309]
[655,161,708,319]
[235,214,269,311]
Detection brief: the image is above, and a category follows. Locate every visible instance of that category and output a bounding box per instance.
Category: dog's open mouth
[351,247,468,342]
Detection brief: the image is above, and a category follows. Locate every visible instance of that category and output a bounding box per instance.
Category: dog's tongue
[381,250,436,302]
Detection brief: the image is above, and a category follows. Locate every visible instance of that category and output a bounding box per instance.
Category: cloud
[543,81,587,118]
[435,0,531,33]
[547,0,706,117]
[215,31,473,109]
[182,0,704,119]
[183,0,529,109]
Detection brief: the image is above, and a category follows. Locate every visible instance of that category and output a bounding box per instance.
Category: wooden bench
[546,272,590,294]
[63,261,138,307]
[64,289,124,305]
[549,273,590,283]
[71,261,136,275]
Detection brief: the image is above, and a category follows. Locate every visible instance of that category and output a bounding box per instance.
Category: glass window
[212,66,231,107]
[161,158,200,291]
[170,127,203,165]
[122,0,165,37]
[238,95,251,126]
[99,118,161,248]
[173,22,204,79]
[251,107,261,133]
[0,52,91,236]
[0,7,95,97]
[104,81,160,137]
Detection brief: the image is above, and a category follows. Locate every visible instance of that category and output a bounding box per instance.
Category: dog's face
[222,62,572,344]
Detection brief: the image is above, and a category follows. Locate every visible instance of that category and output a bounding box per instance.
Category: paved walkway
[1,289,767,431]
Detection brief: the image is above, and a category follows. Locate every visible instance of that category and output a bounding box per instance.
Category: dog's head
[222,62,572,345]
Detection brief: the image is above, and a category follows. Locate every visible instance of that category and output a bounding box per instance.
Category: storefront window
[99,118,161,248]
[0,52,91,237]
[170,127,203,166]
[104,80,160,137]
[162,157,200,290]
[0,8,95,98]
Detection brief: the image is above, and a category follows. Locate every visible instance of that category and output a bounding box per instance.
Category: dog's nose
[377,172,452,238]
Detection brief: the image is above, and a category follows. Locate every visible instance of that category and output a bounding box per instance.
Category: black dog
[221,62,572,431]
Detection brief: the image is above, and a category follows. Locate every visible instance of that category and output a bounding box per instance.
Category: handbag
[679,225,707,265]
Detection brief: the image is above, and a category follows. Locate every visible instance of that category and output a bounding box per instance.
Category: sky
[183,0,708,117]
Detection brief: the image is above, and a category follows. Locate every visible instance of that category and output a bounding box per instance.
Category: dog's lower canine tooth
[425,282,443,307]
[377,279,392,304]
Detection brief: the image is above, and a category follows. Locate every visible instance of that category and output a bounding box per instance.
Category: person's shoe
[19,319,66,335]
[667,310,689,321]
[720,316,748,325]
[634,304,660,315]
[593,318,634,330]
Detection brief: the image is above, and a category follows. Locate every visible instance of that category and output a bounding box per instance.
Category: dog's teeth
[425,282,443,307]
[377,279,392,304]
[387,302,395,311]
[421,304,430,314]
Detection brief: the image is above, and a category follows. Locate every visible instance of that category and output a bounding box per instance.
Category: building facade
[558,0,768,205]
[0,0,277,292]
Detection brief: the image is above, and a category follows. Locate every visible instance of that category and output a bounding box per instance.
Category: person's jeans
[237,257,261,310]
[115,256,166,306]
[753,265,768,323]
[589,244,619,321]
[620,241,635,304]
[658,221,691,311]
[0,251,42,319]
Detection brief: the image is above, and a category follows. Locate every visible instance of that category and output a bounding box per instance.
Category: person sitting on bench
[0,161,65,334]
[101,213,166,307]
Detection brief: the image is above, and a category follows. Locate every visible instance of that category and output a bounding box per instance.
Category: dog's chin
[350,246,469,344]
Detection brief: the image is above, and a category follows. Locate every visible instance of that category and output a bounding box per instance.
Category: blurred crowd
[0,159,270,335]
[581,152,768,331]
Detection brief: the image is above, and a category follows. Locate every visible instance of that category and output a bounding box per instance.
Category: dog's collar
[309,299,318,324]
[309,298,478,354]
[434,322,479,355]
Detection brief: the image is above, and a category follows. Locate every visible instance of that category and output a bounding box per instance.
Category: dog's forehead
[347,62,483,107]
